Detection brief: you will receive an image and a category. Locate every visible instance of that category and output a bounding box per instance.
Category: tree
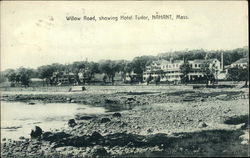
[16,67,33,87]
[227,65,249,86]
[5,69,17,86]
[70,61,86,74]
[114,60,130,81]
[88,62,100,80]
[201,61,216,86]
[131,56,157,82]
[103,75,107,84]
[180,61,191,85]
[122,61,133,83]
[37,65,56,86]
[155,75,161,85]
[99,60,119,85]
[146,74,153,85]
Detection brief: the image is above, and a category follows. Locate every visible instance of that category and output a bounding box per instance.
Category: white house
[143,58,222,82]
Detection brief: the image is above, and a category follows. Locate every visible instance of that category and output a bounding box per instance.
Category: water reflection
[1,101,111,140]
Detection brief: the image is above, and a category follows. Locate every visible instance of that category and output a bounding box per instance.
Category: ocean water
[1,101,107,141]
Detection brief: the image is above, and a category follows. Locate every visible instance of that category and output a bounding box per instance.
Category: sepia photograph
[0,1,249,157]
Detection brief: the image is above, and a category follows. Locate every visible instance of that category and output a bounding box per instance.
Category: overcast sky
[1,1,248,70]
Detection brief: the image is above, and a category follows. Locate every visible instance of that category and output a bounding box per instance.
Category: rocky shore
[1,86,248,107]
[1,87,249,157]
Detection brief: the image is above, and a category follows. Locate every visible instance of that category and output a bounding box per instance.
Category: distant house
[124,71,141,83]
[230,58,248,68]
[52,71,77,85]
[223,58,249,79]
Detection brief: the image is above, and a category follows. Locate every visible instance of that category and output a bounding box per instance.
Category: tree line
[1,47,248,87]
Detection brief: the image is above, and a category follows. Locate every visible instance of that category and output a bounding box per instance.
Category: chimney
[221,52,224,71]
[205,53,208,60]
[170,58,173,63]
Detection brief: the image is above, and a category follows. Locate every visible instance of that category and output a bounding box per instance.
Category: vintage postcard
[0,1,249,157]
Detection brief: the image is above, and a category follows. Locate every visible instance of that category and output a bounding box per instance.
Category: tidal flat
[1,86,249,157]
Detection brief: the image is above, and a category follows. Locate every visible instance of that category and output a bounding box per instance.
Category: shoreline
[1,86,249,157]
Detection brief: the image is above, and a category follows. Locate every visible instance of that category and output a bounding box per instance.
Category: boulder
[68,119,77,127]
[198,122,208,128]
[70,86,86,92]
[75,115,95,120]
[89,145,108,157]
[147,128,153,133]
[127,97,136,101]
[40,131,53,140]
[41,132,71,142]
[30,126,43,138]
[91,131,103,140]
[112,112,122,117]
[100,118,111,123]
[104,99,118,104]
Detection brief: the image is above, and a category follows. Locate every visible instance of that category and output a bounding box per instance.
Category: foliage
[146,74,153,85]
[130,56,157,82]
[180,61,191,84]
[201,61,216,85]
[99,60,120,84]
[158,47,248,65]
[4,68,34,87]
[155,75,161,85]
[1,47,248,86]
[227,66,249,84]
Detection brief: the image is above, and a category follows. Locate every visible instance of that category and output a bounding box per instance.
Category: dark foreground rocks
[1,129,248,157]
[1,87,249,157]
[68,119,77,128]
[2,105,249,157]
[30,126,43,138]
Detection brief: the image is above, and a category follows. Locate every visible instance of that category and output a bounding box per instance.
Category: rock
[147,128,153,133]
[30,126,43,138]
[2,138,6,141]
[70,86,86,92]
[104,99,118,104]
[89,145,108,157]
[240,123,248,130]
[241,140,248,145]
[100,118,111,123]
[198,122,208,128]
[112,113,122,117]
[41,132,53,140]
[66,98,71,101]
[183,98,195,102]
[68,119,77,127]
[19,136,25,140]
[91,131,103,140]
[70,100,76,103]
[76,115,95,120]
[41,132,71,142]
[27,102,35,105]
[127,98,136,101]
